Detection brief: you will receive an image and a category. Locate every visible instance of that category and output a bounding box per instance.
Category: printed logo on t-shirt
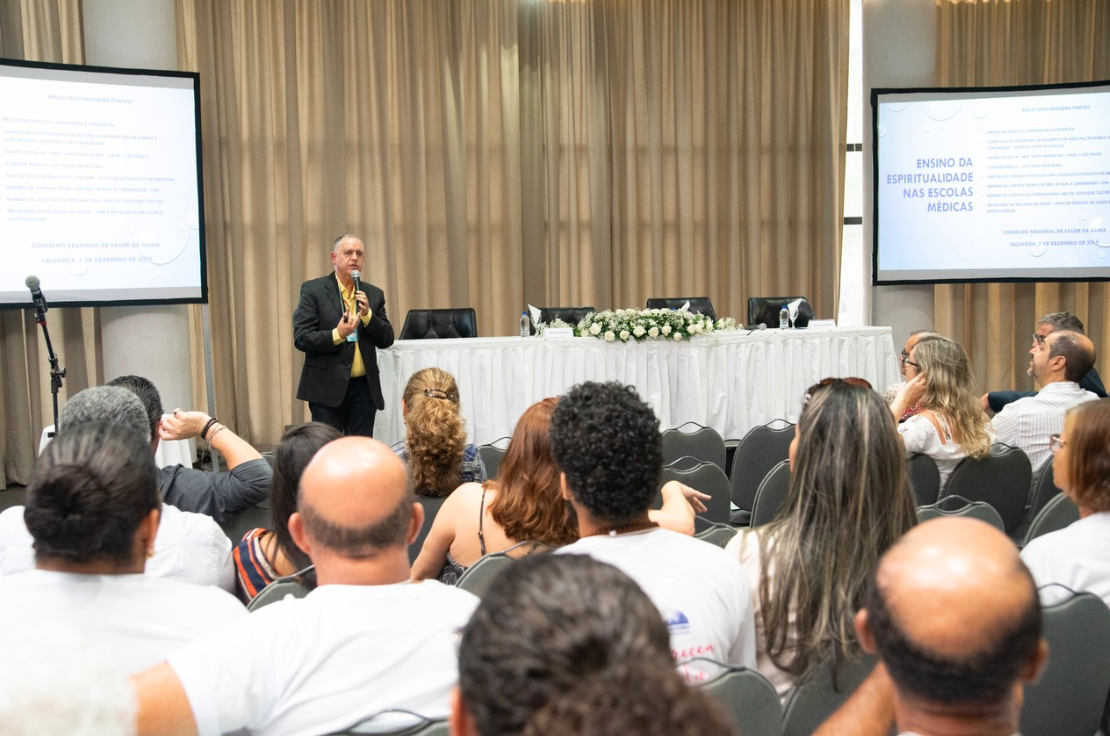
[664,610,691,634]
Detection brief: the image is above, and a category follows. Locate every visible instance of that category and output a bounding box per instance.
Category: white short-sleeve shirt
[556,528,756,682]
[898,412,994,487]
[0,504,235,592]
[1021,511,1110,607]
[169,581,479,736]
[0,570,245,676]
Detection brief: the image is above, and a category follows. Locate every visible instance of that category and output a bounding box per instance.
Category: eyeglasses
[903,359,921,369]
[899,349,911,363]
[1032,333,1047,346]
[1049,434,1067,453]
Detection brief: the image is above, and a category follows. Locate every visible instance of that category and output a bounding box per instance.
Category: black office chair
[906,453,941,506]
[1016,462,1065,540]
[730,421,795,525]
[408,495,447,563]
[477,437,510,480]
[750,460,791,527]
[747,296,814,329]
[941,443,1032,538]
[660,460,732,525]
[661,423,727,471]
[645,297,717,322]
[529,306,595,334]
[1022,493,1079,546]
[399,308,478,340]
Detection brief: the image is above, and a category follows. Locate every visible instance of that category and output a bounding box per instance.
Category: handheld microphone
[351,269,362,295]
[25,275,47,314]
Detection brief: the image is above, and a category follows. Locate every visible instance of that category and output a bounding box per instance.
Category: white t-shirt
[169,581,480,736]
[898,412,994,487]
[0,570,245,676]
[0,504,235,592]
[556,528,756,682]
[1021,511,1110,607]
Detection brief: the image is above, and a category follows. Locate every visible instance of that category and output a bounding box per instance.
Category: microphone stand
[32,301,66,438]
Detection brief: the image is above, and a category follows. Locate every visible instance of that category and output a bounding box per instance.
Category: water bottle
[779,305,789,330]
[520,311,531,337]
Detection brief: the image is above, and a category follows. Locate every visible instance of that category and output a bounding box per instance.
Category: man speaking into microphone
[293,234,394,436]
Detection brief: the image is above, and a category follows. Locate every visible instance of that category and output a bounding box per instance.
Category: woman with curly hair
[890,334,994,485]
[727,379,918,698]
[396,367,485,498]
[1021,398,1110,606]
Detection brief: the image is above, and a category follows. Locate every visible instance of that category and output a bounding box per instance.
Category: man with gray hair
[984,311,1105,413]
[0,386,235,591]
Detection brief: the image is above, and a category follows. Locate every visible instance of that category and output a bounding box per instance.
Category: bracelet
[200,417,219,441]
[206,424,226,445]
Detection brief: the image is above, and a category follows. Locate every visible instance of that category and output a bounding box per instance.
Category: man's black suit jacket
[293,273,394,410]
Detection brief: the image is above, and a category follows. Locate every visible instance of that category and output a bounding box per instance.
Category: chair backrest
[218,502,273,546]
[477,440,509,481]
[781,654,877,736]
[1021,590,1110,736]
[645,297,717,322]
[399,308,478,340]
[694,523,737,549]
[695,661,783,736]
[1018,461,1065,539]
[531,306,595,334]
[747,296,814,329]
[915,494,1005,532]
[456,551,517,598]
[1023,492,1080,546]
[750,459,791,527]
[247,576,311,612]
[941,443,1032,536]
[408,495,447,564]
[906,453,941,506]
[660,461,732,525]
[327,715,449,736]
[662,423,727,471]
[730,421,795,512]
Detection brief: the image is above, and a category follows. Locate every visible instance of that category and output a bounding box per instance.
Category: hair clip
[423,388,457,402]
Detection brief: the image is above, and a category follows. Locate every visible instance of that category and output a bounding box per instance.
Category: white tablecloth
[376,327,899,448]
[39,417,196,469]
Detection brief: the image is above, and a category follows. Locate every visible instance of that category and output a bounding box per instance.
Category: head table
[376,326,899,448]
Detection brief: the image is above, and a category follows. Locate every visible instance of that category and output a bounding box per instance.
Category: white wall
[863,0,936,339]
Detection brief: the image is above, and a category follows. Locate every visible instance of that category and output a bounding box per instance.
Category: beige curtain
[935,0,1110,392]
[175,0,849,448]
[532,0,848,320]
[0,0,99,489]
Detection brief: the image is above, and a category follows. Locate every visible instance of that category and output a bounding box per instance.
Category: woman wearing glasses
[1021,399,1110,607]
[726,379,917,698]
[889,334,994,486]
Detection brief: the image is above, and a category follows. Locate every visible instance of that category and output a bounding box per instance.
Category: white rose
[673,333,683,341]
[589,323,602,335]
[648,326,659,338]
[633,325,646,337]
[662,325,672,336]
[620,330,631,341]
[689,322,700,334]
[604,331,615,342]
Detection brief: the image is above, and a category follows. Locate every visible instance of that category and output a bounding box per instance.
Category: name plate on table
[543,328,577,339]
[807,319,837,329]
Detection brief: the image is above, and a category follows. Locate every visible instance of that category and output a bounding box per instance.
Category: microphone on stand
[25,275,48,315]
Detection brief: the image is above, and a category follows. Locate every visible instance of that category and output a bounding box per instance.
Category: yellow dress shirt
[330,274,372,378]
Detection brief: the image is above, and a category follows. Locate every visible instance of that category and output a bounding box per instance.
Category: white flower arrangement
[534,318,575,337]
[572,307,739,343]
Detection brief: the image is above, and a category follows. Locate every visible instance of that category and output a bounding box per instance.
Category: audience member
[108,375,273,522]
[1021,398,1110,606]
[991,329,1098,472]
[814,518,1046,736]
[883,330,937,414]
[891,335,994,485]
[550,381,756,682]
[0,422,245,677]
[984,311,1106,413]
[394,367,486,498]
[411,398,575,583]
[233,422,341,602]
[453,554,734,736]
[0,386,236,591]
[131,437,479,736]
[727,379,918,697]
[0,624,137,736]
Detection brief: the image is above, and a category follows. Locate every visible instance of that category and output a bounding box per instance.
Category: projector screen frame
[870,78,1110,286]
[0,57,209,310]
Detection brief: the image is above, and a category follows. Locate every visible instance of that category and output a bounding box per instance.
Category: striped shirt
[991,381,1099,472]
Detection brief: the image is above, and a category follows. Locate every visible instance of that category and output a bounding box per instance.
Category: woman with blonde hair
[396,367,485,498]
[890,334,994,485]
[727,379,918,698]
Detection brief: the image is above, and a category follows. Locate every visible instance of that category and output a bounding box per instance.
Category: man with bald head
[815,518,1047,736]
[992,329,1098,473]
[130,437,479,736]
